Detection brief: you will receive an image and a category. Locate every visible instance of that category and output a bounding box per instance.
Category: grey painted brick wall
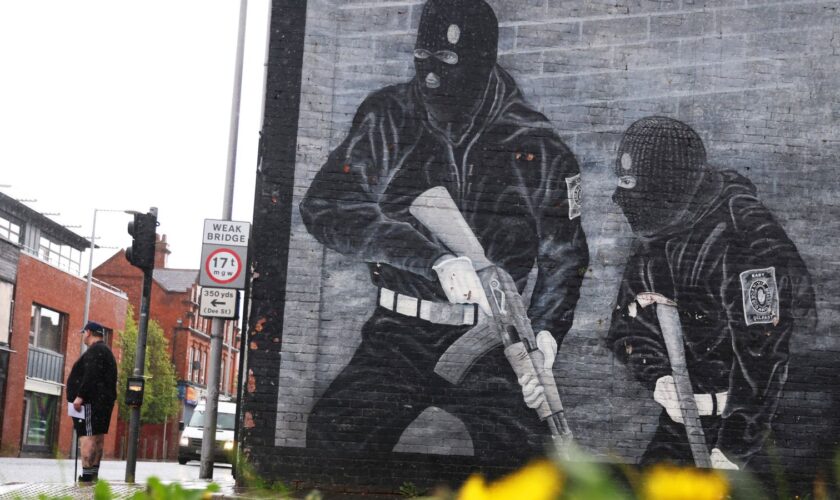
[244,0,840,492]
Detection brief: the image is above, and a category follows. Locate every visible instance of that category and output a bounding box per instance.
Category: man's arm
[715,195,816,462]
[606,280,672,389]
[299,94,449,279]
[524,134,589,343]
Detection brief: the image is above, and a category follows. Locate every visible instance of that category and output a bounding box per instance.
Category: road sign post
[200,220,250,290]
[198,219,249,480]
[199,287,239,319]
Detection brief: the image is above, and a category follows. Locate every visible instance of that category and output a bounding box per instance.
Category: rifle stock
[637,292,712,468]
[409,186,494,270]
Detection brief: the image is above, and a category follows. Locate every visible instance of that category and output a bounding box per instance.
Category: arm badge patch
[739,267,779,326]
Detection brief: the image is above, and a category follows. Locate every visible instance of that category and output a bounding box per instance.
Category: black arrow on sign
[211,299,225,307]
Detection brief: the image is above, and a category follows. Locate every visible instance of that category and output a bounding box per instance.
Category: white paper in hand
[67,402,85,419]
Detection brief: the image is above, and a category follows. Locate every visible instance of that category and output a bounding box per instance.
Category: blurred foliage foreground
[22,447,840,499]
[429,446,838,500]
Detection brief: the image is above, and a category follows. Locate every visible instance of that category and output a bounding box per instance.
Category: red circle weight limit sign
[205,248,243,285]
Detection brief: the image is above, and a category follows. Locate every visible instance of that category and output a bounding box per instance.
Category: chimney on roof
[155,234,170,269]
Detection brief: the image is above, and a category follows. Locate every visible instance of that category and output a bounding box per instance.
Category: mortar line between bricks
[337,0,423,9]
[496,0,839,27]
[338,29,415,39]
[542,83,798,108]
[525,55,782,79]
[332,49,781,71]
[496,31,748,56]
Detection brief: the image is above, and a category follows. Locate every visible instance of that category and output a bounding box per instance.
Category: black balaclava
[612,116,707,236]
[414,0,498,123]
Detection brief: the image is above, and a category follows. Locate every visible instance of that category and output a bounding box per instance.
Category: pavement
[0,458,235,499]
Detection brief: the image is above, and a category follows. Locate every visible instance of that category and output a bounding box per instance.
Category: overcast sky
[0,0,270,272]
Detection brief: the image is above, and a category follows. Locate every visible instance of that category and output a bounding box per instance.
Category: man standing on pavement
[607,116,816,469]
[300,0,589,460]
[66,321,117,483]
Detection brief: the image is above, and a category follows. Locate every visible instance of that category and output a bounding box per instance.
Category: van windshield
[188,410,236,430]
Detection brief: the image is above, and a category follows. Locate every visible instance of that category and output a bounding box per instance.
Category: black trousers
[72,402,114,436]
[640,410,724,467]
[306,309,550,460]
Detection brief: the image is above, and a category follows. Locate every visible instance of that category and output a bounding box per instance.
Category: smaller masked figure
[608,116,816,469]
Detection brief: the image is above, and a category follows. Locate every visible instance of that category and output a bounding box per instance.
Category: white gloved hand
[653,375,684,424]
[432,255,491,315]
[518,373,545,409]
[710,448,739,470]
[536,330,557,370]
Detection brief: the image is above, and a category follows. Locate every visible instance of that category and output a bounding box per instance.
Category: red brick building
[94,236,240,460]
[0,192,128,458]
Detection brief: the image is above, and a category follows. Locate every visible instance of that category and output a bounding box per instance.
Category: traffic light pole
[199,0,248,480]
[125,267,154,483]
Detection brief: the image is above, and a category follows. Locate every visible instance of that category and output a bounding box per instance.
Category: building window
[0,281,12,345]
[30,305,65,353]
[38,236,81,275]
[0,214,21,243]
[189,347,198,383]
[200,350,207,385]
[22,391,57,450]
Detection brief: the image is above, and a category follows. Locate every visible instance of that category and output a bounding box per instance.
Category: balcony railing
[27,346,64,384]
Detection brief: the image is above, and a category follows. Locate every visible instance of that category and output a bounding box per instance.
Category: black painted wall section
[240,0,307,481]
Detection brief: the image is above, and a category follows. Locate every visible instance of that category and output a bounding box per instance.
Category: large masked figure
[299,0,589,460]
[608,116,816,468]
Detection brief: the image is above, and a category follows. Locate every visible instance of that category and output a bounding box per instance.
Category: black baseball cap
[81,321,104,335]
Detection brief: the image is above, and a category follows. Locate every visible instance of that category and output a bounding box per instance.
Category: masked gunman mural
[607,116,817,470]
[299,0,589,460]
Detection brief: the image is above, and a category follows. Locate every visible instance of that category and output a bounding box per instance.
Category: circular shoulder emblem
[749,280,772,313]
[572,182,582,206]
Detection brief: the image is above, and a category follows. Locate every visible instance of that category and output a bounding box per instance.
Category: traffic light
[125,211,157,271]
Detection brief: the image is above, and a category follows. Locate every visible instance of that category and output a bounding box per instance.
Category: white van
[178,400,237,465]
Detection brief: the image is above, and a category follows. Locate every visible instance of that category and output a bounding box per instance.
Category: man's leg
[306,312,433,453]
[79,435,99,482]
[440,347,549,462]
[640,411,721,467]
[74,403,98,482]
[82,404,112,481]
[306,350,425,453]
[91,434,105,480]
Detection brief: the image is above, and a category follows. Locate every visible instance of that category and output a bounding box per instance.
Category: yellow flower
[457,460,563,500]
[642,464,729,500]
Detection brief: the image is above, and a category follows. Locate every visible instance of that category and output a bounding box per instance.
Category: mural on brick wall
[607,116,816,470]
[247,0,840,488]
[298,0,589,461]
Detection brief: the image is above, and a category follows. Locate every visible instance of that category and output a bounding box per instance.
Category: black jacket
[66,341,117,407]
[300,65,589,340]
[607,170,816,461]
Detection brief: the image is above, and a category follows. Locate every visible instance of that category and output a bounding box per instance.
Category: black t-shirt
[66,341,117,406]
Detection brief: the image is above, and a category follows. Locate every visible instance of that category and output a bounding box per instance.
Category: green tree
[117,305,179,423]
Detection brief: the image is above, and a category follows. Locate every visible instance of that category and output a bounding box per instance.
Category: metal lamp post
[82,209,139,337]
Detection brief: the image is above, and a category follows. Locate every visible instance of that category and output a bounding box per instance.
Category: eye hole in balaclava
[414,0,498,117]
[612,116,707,235]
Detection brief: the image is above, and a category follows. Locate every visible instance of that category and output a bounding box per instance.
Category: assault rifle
[410,186,574,450]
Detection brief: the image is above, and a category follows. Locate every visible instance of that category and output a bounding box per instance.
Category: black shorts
[72,403,114,436]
